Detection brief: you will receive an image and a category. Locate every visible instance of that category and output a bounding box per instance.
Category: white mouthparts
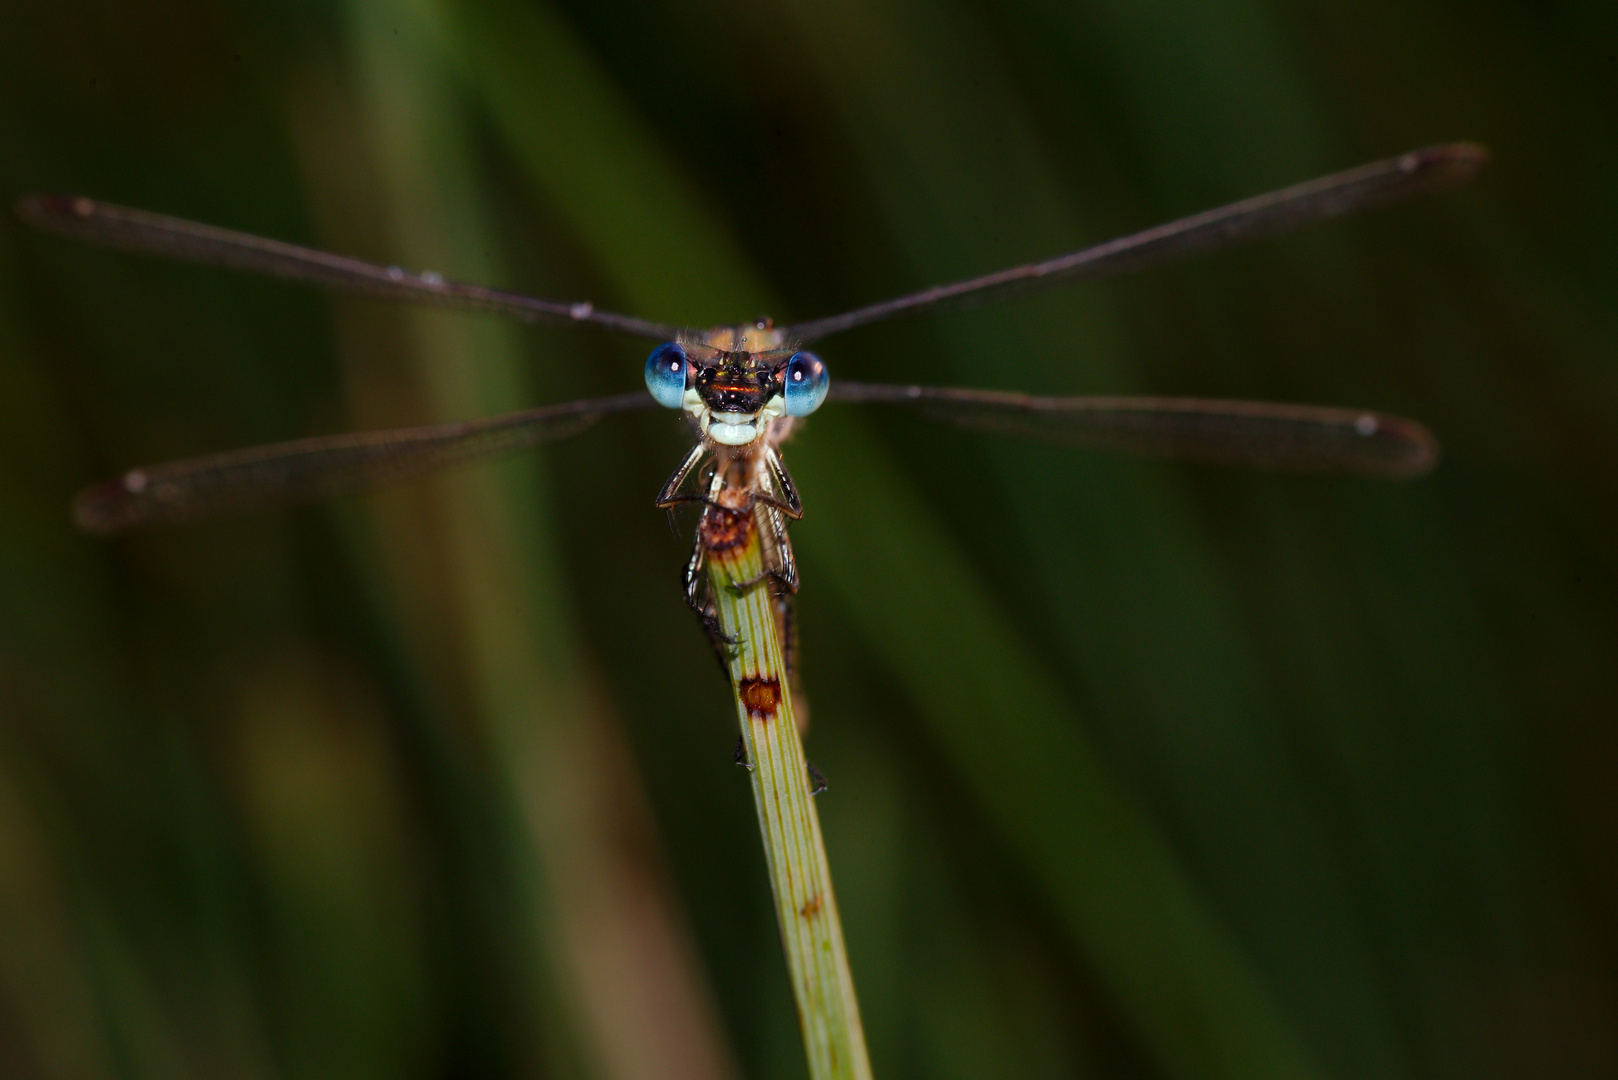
[706,411,760,446]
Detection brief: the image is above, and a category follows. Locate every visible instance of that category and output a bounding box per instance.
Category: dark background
[2,1,1615,1078]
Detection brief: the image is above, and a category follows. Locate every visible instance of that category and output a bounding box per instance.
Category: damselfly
[17,143,1484,667]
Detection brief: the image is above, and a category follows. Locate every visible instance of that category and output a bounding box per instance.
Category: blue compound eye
[644,343,689,409]
[782,351,828,417]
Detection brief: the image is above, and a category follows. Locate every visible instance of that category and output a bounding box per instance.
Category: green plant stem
[705,505,872,1080]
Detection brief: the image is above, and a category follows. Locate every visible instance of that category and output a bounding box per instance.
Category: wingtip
[14,193,97,230]
[1377,415,1443,480]
[71,476,141,535]
[1405,142,1490,186]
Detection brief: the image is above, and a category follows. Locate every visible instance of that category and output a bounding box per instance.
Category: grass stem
[704,499,872,1080]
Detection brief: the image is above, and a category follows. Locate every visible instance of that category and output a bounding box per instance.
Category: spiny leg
[753,497,811,736]
[763,444,804,519]
[655,441,709,509]
[727,499,799,596]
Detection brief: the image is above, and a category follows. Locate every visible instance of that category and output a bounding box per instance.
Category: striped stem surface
[703,497,871,1080]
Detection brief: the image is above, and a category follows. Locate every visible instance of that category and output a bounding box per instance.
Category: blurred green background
[2,0,1615,1078]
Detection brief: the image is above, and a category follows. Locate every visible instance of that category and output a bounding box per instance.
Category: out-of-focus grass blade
[333,1,741,1077]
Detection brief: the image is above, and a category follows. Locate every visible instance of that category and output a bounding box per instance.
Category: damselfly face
[645,324,830,448]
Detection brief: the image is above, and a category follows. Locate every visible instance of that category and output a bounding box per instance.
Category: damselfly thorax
[648,323,819,683]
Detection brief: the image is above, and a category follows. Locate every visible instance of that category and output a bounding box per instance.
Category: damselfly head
[645,330,829,447]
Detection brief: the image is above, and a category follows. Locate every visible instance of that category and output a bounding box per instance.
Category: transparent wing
[15,195,683,342]
[829,382,1438,478]
[74,392,658,533]
[783,144,1486,343]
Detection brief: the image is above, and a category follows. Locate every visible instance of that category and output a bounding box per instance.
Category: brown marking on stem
[699,495,754,557]
[799,892,823,920]
[738,677,781,721]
